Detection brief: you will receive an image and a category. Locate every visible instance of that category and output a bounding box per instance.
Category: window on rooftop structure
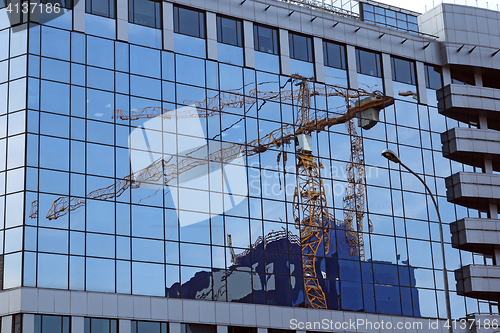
[363,3,374,12]
[173,6,205,38]
[482,69,500,89]
[323,40,346,69]
[86,0,115,18]
[289,33,313,62]
[391,57,416,85]
[356,49,382,77]
[254,25,278,55]
[425,64,442,90]
[217,16,242,47]
[129,0,161,29]
[450,66,475,85]
[375,14,385,24]
[374,6,384,15]
[386,16,397,28]
[397,20,408,30]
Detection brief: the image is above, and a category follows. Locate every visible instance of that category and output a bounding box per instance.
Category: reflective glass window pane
[41,26,70,61]
[130,0,161,29]
[425,64,442,90]
[217,16,242,47]
[87,233,115,258]
[323,40,346,69]
[174,6,205,38]
[391,57,416,85]
[132,238,164,263]
[356,49,382,77]
[132,262,165,296]
[86,257,115,292]
[86,0,115,18]
[288,33,313,62]
[87,36,115,70]
[41,80,70,115]
[130,45,161,78]
[37,253,68,289]
[254,25,278,55]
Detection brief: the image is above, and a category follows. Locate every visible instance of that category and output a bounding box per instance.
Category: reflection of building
[168,226,420,315]
[1,0,500,332]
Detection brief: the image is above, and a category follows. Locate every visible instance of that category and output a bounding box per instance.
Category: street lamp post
[381,149,452,330]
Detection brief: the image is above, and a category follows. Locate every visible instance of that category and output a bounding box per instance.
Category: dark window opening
[323,40,346,69]
[254,24,278,55]
[289,33,313,62]
[173,6,205,38]
[84,318,117,333]
[356,48,382,77]
[35,315,70,333]
[132,321,168,333]
[13,314,22,333]
[391,57,416,85]
[451,66,475,86]
[129,0,161,29]
[86,0,115,18]
[182,324,216,333]
[425,64,442,90]
[217,16,242,47]
[482,69,500,90]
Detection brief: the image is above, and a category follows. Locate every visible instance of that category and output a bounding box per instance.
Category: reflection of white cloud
[129,105,247,227]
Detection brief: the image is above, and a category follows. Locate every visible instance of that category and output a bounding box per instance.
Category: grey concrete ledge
[0,288,451,333]
[455,264,500,302]
[441,128,500,171]
[450,218,500,255]
[445,172,500,211]
[437,84,500,130]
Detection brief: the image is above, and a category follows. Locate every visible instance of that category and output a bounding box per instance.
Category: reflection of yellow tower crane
[30,77,394,309]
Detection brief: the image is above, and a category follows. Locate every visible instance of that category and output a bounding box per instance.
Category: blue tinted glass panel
[87,36,114,69]
[41,27,70,61]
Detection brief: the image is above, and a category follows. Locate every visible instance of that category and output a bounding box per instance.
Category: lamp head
[381,149,401,164]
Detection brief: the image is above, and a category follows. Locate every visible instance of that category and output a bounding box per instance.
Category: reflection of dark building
[168,225,420,316]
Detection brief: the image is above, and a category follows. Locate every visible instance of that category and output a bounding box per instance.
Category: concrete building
[0,0,499,332]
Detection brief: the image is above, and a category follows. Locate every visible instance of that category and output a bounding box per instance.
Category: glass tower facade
[0,0,498,328]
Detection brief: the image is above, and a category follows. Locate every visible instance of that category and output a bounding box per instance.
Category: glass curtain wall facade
[0,0,498,323]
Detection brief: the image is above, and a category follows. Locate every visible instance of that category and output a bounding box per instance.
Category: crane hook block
[295,134,313,154]
[355,96,383,130]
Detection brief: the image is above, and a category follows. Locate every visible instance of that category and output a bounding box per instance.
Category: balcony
[450,218,500,255]
[437,84,500,130]
[455,264,500,301]
[445,172,500,211]
[441,128,500,171]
